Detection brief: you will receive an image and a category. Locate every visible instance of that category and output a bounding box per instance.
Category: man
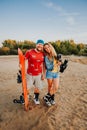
[25,39,45,104]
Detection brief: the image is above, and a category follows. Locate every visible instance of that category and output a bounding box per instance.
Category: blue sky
[0,0,87,46]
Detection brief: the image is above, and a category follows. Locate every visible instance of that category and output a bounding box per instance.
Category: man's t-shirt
[25,49,44,76]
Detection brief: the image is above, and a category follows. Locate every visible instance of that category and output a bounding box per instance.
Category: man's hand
[41,74,45,80]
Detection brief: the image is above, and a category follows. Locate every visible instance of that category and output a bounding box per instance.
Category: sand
[0,55,87,130]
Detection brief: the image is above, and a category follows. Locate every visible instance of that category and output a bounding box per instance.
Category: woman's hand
[58,61,62,66]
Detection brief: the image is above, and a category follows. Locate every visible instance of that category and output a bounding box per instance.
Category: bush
[0,47,10,55]
[10,49,18,55]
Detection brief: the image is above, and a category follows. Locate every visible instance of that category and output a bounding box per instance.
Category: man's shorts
[26,73,44,89]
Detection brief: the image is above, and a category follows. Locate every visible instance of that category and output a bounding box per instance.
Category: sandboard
[18,48,29,111]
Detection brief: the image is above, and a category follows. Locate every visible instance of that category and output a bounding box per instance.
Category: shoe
[34,98,40,105]
[43,93,52,106]
[50,94,55,105]
[50,100,55,105]
[34,93,40,105]
[43,96,51,106]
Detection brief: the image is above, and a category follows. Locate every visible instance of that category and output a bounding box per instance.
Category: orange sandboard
[18,48,29,111]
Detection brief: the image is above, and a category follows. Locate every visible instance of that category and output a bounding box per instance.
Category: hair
[43,43,57,59]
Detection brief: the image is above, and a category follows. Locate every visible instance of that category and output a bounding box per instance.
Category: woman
[43,43,61,106]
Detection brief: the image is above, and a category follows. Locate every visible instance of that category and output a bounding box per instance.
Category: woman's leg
[50,77,59,95]
[47,78,53,93]
[53,77,59,94]
[49,77,59,105]
[43,78,53,106]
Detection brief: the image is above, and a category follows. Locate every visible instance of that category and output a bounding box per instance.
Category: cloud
[44,1,63,12]
[66,16,75,25]
[45,1,53,8]
[43,1,79,25]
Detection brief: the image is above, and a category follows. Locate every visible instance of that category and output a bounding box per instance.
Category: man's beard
[36,47,42,52]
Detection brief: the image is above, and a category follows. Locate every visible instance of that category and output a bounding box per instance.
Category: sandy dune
[0,55,87,130]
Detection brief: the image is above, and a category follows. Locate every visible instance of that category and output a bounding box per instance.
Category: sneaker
[43,96,51,106]
[34,93,40,105]
[43,93,52,107]
[34,98,40,105]
[50,94,55,105]
[50,100,55,105]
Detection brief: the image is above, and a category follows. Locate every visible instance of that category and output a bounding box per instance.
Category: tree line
[0,39,87,56]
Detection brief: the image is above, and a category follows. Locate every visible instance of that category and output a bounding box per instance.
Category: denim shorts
[46,71,59,79]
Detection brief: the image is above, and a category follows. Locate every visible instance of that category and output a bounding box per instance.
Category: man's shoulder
[25,49,34,57]
[27,49,35,53]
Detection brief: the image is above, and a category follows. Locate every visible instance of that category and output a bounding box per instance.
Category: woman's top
[45,56,60,73]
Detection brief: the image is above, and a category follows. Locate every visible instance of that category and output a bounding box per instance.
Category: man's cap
[36,39,44,45]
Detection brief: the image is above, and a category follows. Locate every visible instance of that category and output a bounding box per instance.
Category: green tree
[2,39,16,49]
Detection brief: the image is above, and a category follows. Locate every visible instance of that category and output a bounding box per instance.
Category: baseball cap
[36,39,44,45]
